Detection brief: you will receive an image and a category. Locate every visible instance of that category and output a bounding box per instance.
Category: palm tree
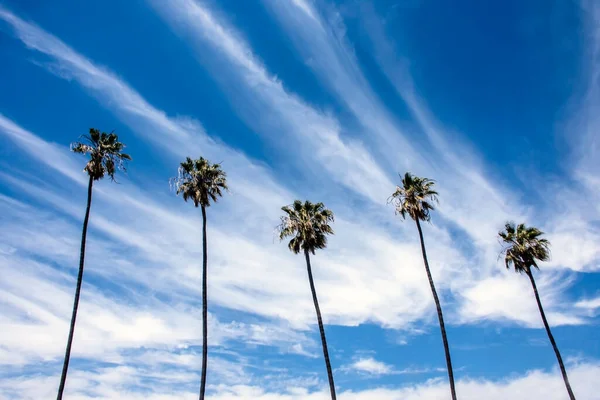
[389,172,457,400]
[171,157,227,400]
[278,200,337,400]
[499,222,576,400]
[57,129,131,400]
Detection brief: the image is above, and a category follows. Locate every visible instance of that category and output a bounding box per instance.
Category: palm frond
[71,128,130,181]
[171,156,228,207]
[277,200,334,255]
[499,222,551,274]
[389,172,439,222]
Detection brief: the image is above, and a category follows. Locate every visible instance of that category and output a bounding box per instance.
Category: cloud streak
[0,6,450,333]
[0,0,592,342]
[1,3,599,398]
[147,0,393,205]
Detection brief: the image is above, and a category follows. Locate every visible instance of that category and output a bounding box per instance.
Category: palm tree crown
[499,222,550,274]
[71,128,131,181]
[278,200,334,254]
[389,172,438,222]
[172,157,228,207]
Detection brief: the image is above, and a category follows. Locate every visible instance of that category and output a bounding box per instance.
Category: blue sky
[0,0,599,399]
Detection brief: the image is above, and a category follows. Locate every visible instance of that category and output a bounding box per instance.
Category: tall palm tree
[172,157,227,400]
[278,200,337,400]
[57,129,131,400]
[389,172,457,400]
[499,222,576,400]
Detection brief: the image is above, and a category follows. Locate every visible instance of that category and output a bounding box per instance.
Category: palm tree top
[499,222,550,274]
[389,172,439,222]
[278,200,334,255]
[71,128,131,181]
[172,156,228,208]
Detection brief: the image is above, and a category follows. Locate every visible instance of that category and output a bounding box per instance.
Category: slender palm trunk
[304,249,337,400]
[415,219,457,400]
[57,176,94,400]
[198,205,209,400]
[526,269,576,400]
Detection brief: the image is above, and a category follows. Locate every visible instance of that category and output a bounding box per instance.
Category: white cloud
[146,0,393,205]
[458,270,585,327]
[143,0,578,331]
[0,0,593,344]
[0,5,598,400]
[1,362,600,399]
[291,0,320,24]
[0,6,455,334]
[0,233,310,366]
[536,0,600,272]
[575,296,600,311]
[257,0,599,323]
[545,228,600,272]
[341,355,444,377]
[262,0,523,260]
[346,357,393,375]
[0,13,598,400]
[263,0,600,288]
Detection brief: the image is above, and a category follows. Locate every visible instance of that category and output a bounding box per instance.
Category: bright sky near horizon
[0,0,599,399]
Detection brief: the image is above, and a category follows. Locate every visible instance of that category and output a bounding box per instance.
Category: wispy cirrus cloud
[536,0,600,273]
[144,0,596,329]
[262,0,522,262]
[264,0,599,285]
[259,0,600,333]
[0,0,592,339]
[0,5,451,334]
[146,0,394,206]
[1,2,599,399]
[573,0,600,188]
[145,0,517,324]
[354,0,600,276]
